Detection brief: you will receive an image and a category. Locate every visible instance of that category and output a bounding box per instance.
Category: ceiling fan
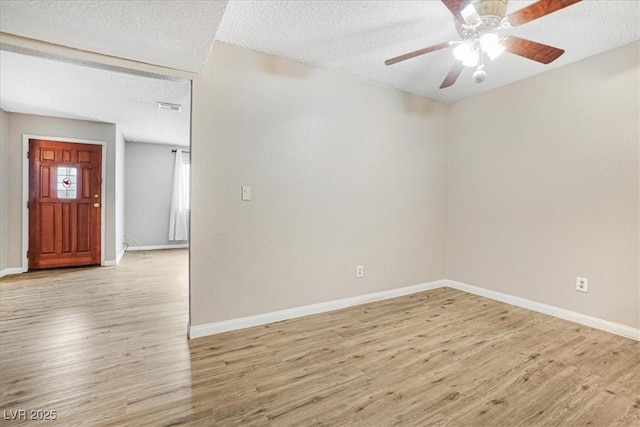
[385,0,582,88]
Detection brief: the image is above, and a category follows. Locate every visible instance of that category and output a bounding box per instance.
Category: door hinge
[26,151,29,159]
[26,250,29,258]
[26,201,29,209]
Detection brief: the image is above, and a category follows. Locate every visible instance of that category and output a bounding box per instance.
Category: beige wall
[0,108,9,273]
[190,42,448,325]
[2,36,637,332]
[3,113,120,269]
[447,42,640,328]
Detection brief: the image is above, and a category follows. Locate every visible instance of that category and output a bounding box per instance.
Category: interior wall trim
[0,268,24,278]
[188,280,447,339]
[125,244,189,251]
[116,248,125,264]
[0,37,192,84]
[445,280,640,341]
[103,248,126,267]
[188,279,639,341]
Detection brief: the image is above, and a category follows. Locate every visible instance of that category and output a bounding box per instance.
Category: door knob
[93,203,100,208]
[94,194,99,198]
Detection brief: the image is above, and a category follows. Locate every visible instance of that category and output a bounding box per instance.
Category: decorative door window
[57,166,77,199]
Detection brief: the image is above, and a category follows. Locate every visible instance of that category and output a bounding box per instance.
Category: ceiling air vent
[157,102,182,112]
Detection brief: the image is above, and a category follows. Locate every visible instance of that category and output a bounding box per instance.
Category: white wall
[3,113,121,269]
[124,141,189,248]
[0,108,9,274]
[190,42,448,326]
[447,42,640,328]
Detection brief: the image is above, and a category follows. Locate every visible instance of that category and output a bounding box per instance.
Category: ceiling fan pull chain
[473,50,487,84]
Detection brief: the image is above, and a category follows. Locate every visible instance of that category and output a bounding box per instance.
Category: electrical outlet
[576,276,588,293]
[356,265,364,278]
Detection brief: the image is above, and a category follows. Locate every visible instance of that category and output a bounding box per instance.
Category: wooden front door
[28,139,102,269]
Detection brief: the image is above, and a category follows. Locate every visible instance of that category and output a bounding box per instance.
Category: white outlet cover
[576,276,589,293]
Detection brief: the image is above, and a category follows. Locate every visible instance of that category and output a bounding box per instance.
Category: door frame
[22,134,107,271]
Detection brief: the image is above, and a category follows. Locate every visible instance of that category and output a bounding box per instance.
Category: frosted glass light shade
[480,33,505,60]
[462,49,479,67]
[453,40,474,61]
[453,40,480,66]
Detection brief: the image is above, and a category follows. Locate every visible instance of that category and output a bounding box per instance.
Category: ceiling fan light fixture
[485,43,506,60]
[462,49,480,67]
[480,32,505,60]
[384,0,583,89]
[460,3,481,25]
[453,40,480,67]
[472,67,487,83]
[453,40,474,61]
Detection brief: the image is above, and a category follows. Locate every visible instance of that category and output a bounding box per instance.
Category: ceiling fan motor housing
[471,0,508,19]
[457,0,508,38]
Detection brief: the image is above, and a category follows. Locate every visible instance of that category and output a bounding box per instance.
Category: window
[57,166,77,199]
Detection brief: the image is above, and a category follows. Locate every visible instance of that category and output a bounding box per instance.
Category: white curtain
[168,149,190,241]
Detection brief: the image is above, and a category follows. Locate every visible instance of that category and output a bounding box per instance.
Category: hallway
[0,249,190,425]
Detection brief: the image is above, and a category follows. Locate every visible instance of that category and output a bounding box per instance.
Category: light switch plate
[242,186,251,201]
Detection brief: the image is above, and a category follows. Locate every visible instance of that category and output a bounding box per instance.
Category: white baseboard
[103,249,126,267]
[189,278,639,341]
[188,280,447,339]
[116,248,125,264]
[0,267,24,278]
[445,280,640,341]
[126,244,189,251]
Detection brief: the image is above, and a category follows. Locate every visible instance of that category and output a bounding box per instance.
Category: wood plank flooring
[1,249,638,426]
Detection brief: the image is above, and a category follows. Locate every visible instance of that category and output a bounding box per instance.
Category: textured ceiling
[0,50,191,146]
[0,0,228,73]
[0,0,637,146]
[216,0,640,102]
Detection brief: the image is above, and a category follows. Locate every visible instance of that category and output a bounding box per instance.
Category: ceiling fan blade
[440,0,466,22]
[507,0,581,27]
[502,36,565,64]
[440,61,464,89]
[385,42,451,66]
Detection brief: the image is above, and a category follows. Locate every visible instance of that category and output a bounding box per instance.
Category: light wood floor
[1,250,638,426]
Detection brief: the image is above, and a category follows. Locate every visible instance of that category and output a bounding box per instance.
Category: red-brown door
[28,139,102,269]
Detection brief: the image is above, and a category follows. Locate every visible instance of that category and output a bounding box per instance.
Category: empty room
[0,1,638,426]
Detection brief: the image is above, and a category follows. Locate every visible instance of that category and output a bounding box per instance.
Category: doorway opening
[3,46,192,334]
